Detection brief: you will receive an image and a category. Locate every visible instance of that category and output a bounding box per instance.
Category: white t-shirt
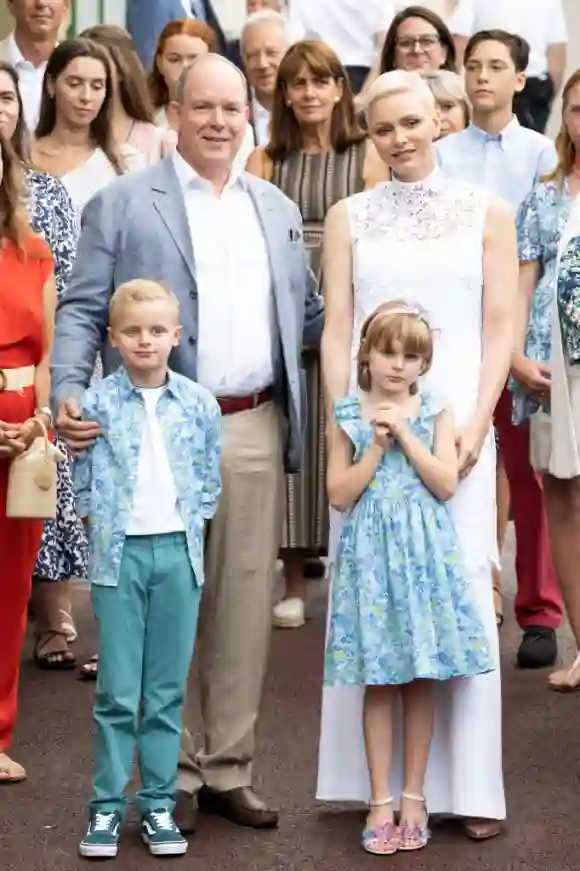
[126,387,184,536]
[451,0,568,79]
[290,0,395,68]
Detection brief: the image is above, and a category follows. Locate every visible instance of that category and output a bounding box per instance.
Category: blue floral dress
[512,179,574,424]
[324,396,494,687]
[26,169,88,582]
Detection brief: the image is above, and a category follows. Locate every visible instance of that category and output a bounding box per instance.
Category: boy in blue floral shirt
[75,280,221,860]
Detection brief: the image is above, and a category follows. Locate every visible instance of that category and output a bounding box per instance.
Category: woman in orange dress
[0,136,56,783]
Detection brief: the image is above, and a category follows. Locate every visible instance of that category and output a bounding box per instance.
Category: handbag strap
[26,416,50,459]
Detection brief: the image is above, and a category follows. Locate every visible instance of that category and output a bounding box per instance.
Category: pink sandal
[398,792,430,851]
[362,797,400,855]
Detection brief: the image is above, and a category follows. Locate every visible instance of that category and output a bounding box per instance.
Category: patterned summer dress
[324,395,494,687]
[512,179,574,424]
[26,169,88,582]
[272,142,366,550]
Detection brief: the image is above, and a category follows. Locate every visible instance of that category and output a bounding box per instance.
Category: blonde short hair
[364,70,436,123]
[109,279,180,326]
[357,301,433,392]
[422,70,469,126]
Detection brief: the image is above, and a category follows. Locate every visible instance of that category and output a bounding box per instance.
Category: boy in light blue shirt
[436,29,561,672]
[75,279,221,860]
[436,30,556,211]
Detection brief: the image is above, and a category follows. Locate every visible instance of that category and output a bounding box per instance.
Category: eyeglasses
[396,35,441,52]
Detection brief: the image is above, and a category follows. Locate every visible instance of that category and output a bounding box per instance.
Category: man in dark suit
[127,0,239,69]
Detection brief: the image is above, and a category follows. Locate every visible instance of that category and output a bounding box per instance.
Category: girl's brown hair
[0,135,37,251]
[380,6,457,74]
[35,38,124,175]
[266,40,366,162]
[148,19,217,109]
[544,69,580,187]
[357,301,433,392]
[80,24,154,124]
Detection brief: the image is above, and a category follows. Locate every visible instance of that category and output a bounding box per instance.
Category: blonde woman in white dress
[319,71,517,840]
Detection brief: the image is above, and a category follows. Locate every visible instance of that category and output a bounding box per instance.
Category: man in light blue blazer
[52,54,323,833]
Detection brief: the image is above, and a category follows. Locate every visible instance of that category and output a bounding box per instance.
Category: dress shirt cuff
[51,383,86,418]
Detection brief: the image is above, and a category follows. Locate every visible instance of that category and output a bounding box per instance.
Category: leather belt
[0,365,36,392]
[217,387,273,415]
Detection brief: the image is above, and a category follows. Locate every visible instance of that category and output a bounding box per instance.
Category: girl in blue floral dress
[325,302,493,857]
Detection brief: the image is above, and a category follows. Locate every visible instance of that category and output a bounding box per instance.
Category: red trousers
[494,387,562,629]
[0,458,43,750]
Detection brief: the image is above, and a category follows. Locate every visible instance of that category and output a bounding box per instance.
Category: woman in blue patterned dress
[325,302,493,857]
[512,70,580,690]
[0,62,87,668]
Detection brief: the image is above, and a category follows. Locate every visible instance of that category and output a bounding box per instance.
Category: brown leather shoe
[198,786,279,828]
[173,789,198,834]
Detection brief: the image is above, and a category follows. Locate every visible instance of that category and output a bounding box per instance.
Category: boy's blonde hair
[109,279,180,326]
[357,300,433,392]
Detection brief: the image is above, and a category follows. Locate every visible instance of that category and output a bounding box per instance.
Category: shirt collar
[115,367,181,401]
[172,147,245,193]
[7,33,49,70]
[251,92,271,122]
[467,116,521,148]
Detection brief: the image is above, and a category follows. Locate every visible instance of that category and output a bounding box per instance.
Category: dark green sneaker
[141,809,188,856]
[79,811,121,858]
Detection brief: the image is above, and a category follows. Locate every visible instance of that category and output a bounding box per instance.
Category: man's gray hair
[174,53,249,106]
[241,9,295,51]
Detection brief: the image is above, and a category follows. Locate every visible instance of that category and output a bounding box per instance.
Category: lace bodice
[347,169,488,424]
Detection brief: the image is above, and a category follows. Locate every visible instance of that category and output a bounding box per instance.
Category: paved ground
[2,531,579,871]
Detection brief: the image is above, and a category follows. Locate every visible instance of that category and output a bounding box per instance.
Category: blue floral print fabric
[324,395,494,687]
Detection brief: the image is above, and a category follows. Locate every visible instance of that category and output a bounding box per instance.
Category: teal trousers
[90,533,200,817]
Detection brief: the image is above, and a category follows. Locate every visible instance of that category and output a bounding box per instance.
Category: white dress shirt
[290,0,395,68]
[173,150,276,397]
[7,35,49,133]
[251,94,271,147]
[451,0,568,79]
[436,116,557,212]
[126,387,185,536]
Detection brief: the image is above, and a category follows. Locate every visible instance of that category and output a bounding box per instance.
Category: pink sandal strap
[362,821,400,855]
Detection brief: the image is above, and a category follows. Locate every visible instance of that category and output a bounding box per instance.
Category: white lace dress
[317,168,506,821]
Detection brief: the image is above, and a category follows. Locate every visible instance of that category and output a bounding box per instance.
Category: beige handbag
[6,419,66,520]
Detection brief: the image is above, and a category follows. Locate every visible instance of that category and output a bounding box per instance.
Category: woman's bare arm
[321,200,354,414]
[474,196,518,433]
[36,272,57,416]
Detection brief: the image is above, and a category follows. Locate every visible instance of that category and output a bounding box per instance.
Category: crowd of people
[0,0,579,862]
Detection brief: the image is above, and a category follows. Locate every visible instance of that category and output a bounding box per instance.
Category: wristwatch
[36,406,54,428]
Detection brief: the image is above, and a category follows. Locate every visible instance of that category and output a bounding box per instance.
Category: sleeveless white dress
[317,168,506,821]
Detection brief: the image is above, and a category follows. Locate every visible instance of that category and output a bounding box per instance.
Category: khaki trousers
[179,401,284,793]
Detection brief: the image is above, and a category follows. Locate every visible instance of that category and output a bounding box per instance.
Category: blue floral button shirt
[74,367,222,587]
[512,179,574,423]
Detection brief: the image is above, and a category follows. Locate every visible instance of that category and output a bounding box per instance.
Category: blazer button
[189,289,197,299]
[188,336,196,346]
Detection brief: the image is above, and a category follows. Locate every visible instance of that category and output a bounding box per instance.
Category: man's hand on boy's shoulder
[57,397,101,455]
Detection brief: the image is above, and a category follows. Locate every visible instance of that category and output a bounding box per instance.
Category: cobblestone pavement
[2,538,578,871]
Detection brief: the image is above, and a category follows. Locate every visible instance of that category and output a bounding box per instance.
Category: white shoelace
[93,813,116,832]
[150,811,176,832]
